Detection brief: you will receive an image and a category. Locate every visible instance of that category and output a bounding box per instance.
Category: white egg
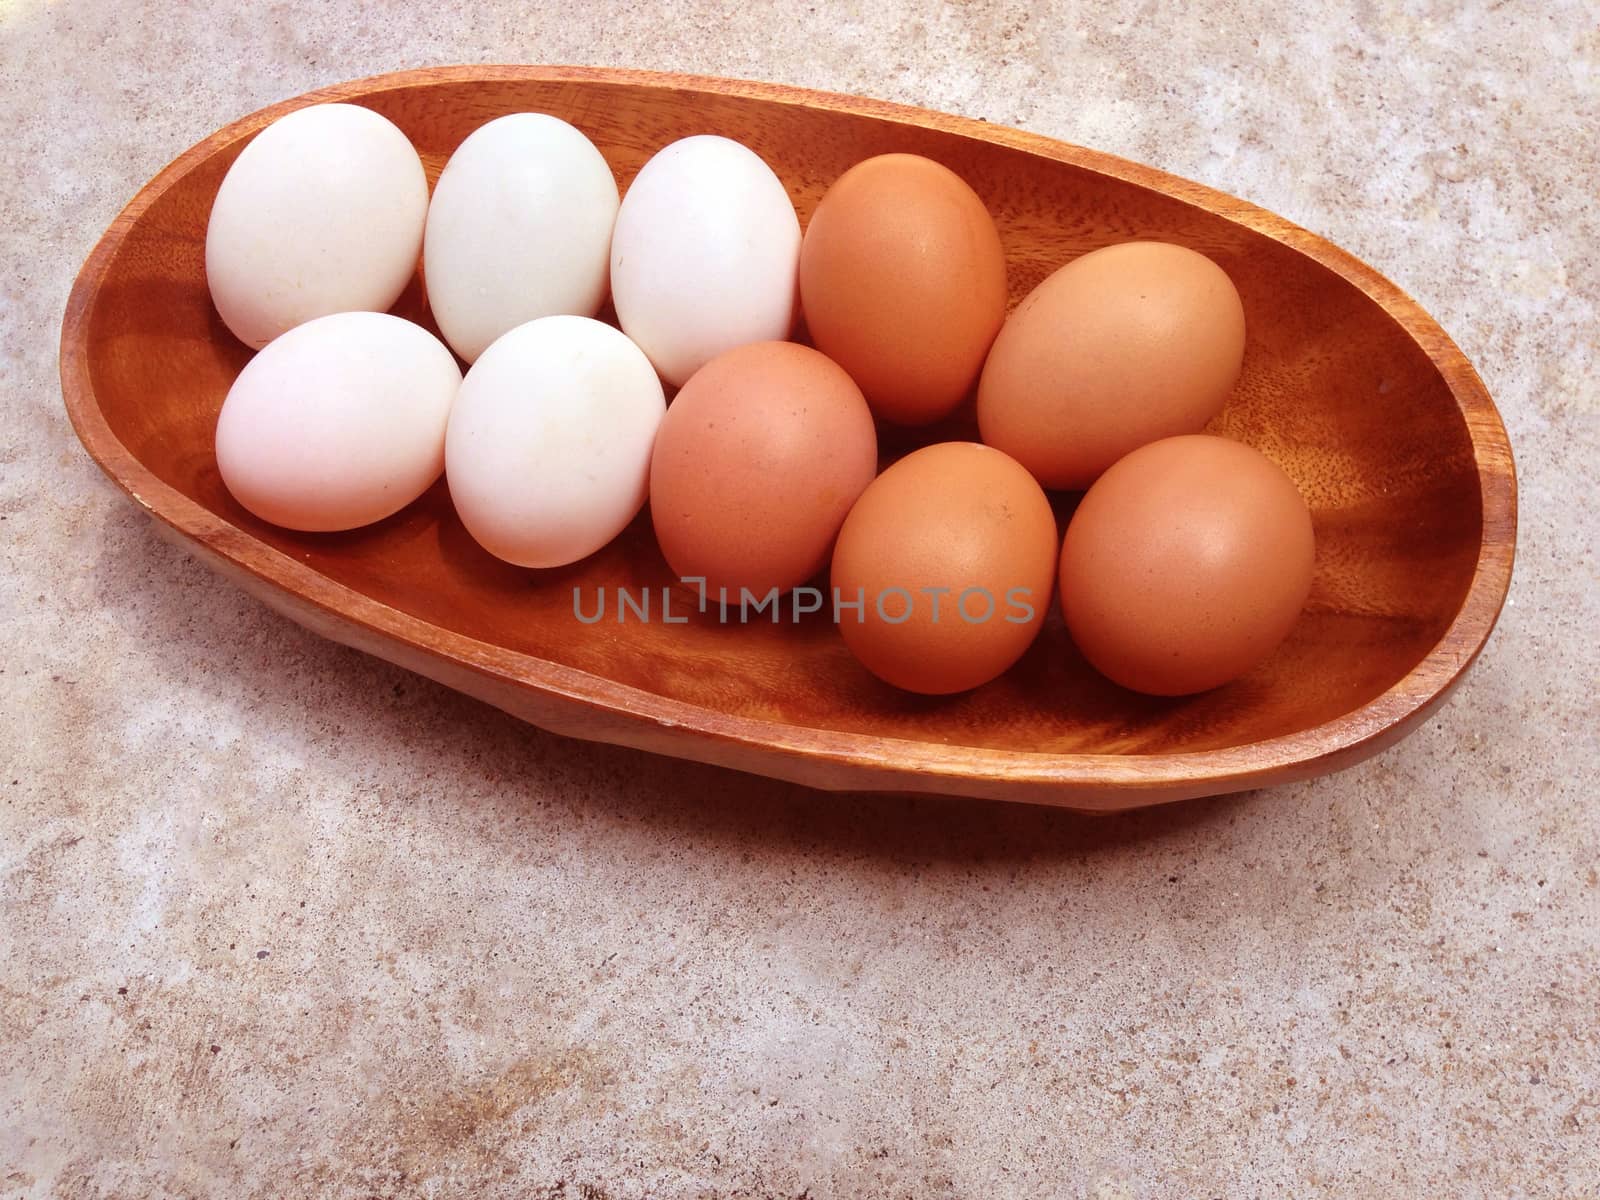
[215,312,460,532]
[610,135,801,387]
[423,113,620,364]
[205,103,428,349]
[446,316,665,568]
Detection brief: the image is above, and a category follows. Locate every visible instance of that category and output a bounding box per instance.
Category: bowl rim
[59,64,1518,798]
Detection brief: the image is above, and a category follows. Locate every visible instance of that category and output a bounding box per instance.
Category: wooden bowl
[60,66,1516,812]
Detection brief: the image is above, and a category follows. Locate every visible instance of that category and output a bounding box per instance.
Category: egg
[650,342,877,599]
[977,240,1247,490]
[205,103,429,349]
[423,113,620,363]
[610,135,801,386]
[1058,434,1315,695]
[445,316,665,568]
[799,154,1007,425]
[214,312,460,531]
[831,442,1057,694]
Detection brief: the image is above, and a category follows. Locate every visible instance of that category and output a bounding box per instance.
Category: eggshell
[977,240,1247,490]
[650,342,878,598]
[610,135,801,387]
[831,442,1057,695]
[799,154,1008,425]
[423,113,620,363]
[1058,434,1315,695]
[214,312,461,532]
[205,103,429,349]
[445,316,665,568]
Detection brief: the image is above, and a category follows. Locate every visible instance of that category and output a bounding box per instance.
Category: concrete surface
[2,1,1597,1197]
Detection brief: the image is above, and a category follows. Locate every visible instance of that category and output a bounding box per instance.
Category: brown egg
[978,240,1246,490]
[1058,435,1315,696]
[650,341,878,599]
[831,442,1057,694]
[799,154,1008,426]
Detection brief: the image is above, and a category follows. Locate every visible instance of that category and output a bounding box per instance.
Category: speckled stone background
[2,1,1597,1196]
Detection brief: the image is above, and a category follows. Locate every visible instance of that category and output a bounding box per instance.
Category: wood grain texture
[59,65,1516,811]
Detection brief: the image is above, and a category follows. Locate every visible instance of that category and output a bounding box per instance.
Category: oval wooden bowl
[60,66,1516,812]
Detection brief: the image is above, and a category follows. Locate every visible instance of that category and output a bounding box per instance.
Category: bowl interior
[81,76,1483,756]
